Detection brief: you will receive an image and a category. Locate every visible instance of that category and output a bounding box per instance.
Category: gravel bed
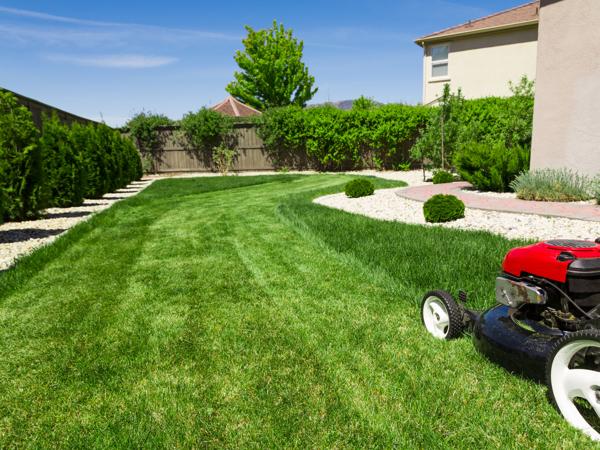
[314,187,600,242]
[345,169,432,186]
[0,179,154,271]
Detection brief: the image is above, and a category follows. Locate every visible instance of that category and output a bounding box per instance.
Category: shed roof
[210,96,261,117]
[415,1,539,45]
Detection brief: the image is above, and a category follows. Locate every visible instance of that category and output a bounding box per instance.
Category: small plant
[510,168,592,202]
[423,194,465,223]
[345,178,375,198]
[212,144,237,175]
[140,154,154,175]
[395,162,411,172]
[432,169,455,184]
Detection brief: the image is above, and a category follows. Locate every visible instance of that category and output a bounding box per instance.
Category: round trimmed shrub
[345,178,375,198]
[432,170,455,184]
[423,194,465,223]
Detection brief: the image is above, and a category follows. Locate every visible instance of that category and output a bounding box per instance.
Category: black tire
[420,290,465,340]
[545,329,600,440]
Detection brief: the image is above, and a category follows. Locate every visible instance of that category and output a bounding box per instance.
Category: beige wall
[530,0,600,176]
[422,26,538,104]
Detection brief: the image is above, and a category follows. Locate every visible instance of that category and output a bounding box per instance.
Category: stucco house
[530,0,600,176]
[415,1,539,104]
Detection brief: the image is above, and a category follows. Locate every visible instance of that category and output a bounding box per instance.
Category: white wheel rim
[422,296,450,339]
[551,339,600,441]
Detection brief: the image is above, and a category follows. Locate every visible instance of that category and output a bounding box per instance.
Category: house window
[431,44,449,78]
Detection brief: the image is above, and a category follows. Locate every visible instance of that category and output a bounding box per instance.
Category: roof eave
[414,19,538,46]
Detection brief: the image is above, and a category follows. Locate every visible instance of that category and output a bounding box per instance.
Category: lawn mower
[421,239,600,441]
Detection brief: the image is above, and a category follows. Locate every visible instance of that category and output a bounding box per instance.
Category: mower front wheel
[547,329,600,441]
[421,290,465,340]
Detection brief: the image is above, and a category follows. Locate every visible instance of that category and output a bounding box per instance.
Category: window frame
[430,43,450,80]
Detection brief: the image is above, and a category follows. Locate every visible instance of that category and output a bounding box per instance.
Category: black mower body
[471,305,566,381]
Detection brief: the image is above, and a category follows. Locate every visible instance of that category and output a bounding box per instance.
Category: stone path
[397,181,600,222]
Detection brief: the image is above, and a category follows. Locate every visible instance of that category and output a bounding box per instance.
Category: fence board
[152,124,275,173]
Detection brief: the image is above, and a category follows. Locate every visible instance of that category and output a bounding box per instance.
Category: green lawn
[0,175,594,448]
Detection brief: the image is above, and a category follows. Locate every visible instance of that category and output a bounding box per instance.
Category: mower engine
[497,239,600,330]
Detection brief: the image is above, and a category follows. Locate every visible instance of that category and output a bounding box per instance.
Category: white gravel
[314,187,600,242]
[345,169,432,186]
[0,179,154,271]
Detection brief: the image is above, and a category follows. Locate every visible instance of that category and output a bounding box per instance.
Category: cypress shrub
[0,90,44,221]
[423,194,465,223]
[432,170,455,184]
[345,178,375,198]
[454,142,529,192]
[72,123,107,199]
[40,114,86,207]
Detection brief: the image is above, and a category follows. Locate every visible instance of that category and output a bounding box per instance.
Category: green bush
[180,108,234,152]
[345,178,375,198]
[423,194,465,223]
[510,169,592,202]
[432,170,455,184]
[40,114,86,207]
[0,90,43,221]
[258,104,429,170]
[454,142,529,192]
[126,112,172,173]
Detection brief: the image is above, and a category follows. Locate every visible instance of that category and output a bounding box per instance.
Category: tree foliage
[226,21,317,110]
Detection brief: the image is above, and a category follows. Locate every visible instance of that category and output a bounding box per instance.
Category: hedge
[40,114,86,207]
[411,77,534,177]
[0,91,44,221]
[0,90,143,222]
[257,104,430,170]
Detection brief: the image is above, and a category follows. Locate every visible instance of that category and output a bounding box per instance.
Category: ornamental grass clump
[510,168,592,202]
[423,194,465,223]
[593,178,600,205]
[344,178,375,198]
[432,170,455,184]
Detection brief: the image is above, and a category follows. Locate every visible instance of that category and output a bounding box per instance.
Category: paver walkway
[396,181,600,222]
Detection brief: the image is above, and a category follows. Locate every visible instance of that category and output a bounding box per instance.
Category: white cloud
[44,53,178,69]
[0,6,240,46]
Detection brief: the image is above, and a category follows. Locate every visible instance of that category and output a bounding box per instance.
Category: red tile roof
[415,1,539,44]
[210,96,261,117]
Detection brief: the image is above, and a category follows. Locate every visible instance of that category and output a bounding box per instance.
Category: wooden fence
[152,123,276,172]
[6,88,99,129]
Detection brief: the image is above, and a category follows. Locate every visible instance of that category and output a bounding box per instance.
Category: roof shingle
[415,1,539,44]
[210,96,261,117]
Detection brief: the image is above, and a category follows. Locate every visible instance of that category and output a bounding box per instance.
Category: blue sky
[0,0,526,126]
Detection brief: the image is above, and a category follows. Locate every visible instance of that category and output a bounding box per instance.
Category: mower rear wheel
[421,290,464,340]
[547,330,600,441]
